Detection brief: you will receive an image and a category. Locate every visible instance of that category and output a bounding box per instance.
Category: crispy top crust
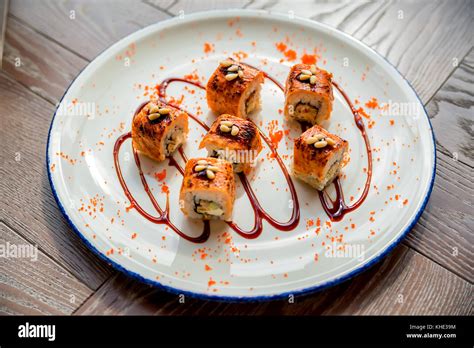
[294,125,348,174]
[206,58,264,102]
[181,157,235,194]
[132,101,182,140]
[199,114,262,151]
[285,64,334,99]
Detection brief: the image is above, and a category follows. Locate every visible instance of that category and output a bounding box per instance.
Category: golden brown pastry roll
[199,114,262,173]
[284,64,333,125]
[206,58,264,119]
[179,157,235,221]
[132,101,188,162]
[293,125,348,191]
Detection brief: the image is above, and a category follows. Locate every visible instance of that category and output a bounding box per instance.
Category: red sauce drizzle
[317,81,372,221]
[113,105,210,243]
[158,78,300,239]
[113,67,371,243]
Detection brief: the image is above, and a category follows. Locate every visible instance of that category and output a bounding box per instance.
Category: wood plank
[75,245,472,315]
[426,49,474,167]
[0,71,113,290]
[352,0,473,104]
[404,148,473,282]
[9,0,170,61]
[2,17,88,104]
[247,0,389,35]
[0,222,92,315]
[0,0,8,68]
[166,0,251,15]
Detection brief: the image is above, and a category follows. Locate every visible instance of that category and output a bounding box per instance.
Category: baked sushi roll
[179,157,235,221]
[284,64,333,125]
[199,114,262,173]
[293,125,348,191]
[132,101,188,162]
[206,58,265,119]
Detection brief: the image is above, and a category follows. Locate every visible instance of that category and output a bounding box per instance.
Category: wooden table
[1,0,472,315]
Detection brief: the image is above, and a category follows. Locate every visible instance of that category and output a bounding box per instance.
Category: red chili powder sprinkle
[205,264,212,271]
[275,42,297,61]
[161,183,170,194]
[356,107,371,119]
[365,97,379,109]
[301,53,318,65]
[208,278,216,287]
[389,119,395,126]
[131,233,137,239]
[184,73,200,82]
[203,42,214,54]
[154,169,167,182]
[285,49,297,61]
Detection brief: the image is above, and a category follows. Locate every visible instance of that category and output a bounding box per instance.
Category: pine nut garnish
[222,61,244,81]
[148,105,171,121]
[194,165,207,172]
[206,169,216,180]
[195,160,219,179]
[148,113,161,121]
[314,140,328,148]
[220,60,233,67]
[207,165,220,172]
[231,125,239,136]
[225,73,239,81]
[158,108,170,114]
[298,65,318,85]
[227,65,239,72]
[149,104,160,114]
[219,121,239,136]
[326,138,336,146]
[305,133,325,144]
[299,74,311,81]
[220,120,233,127]
[220,124,231,132]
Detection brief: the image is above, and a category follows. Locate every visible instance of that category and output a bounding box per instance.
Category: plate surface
[47,10,435,300]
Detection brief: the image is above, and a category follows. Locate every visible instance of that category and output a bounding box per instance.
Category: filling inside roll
[241,83,262,117]
[164,126,185,156]
[245,90,259,114]
[194,198,224,219]
[289,98,322,122]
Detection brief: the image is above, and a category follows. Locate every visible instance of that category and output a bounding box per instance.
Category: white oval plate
[47,10,435,301]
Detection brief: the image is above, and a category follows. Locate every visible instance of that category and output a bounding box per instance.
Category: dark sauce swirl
[113,67,371,243]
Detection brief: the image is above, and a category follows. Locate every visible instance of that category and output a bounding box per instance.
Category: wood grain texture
[0,71,113,290]
[165,0,251,15]
[9,0,170,61]
[247,0,388,35]
[404,148,473,282]
[352,0,473,104]
[426,49,474,167]
[1,0,472,315]
[2,17,88,104]
[0,222,92,315]
[75,244,473,315]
